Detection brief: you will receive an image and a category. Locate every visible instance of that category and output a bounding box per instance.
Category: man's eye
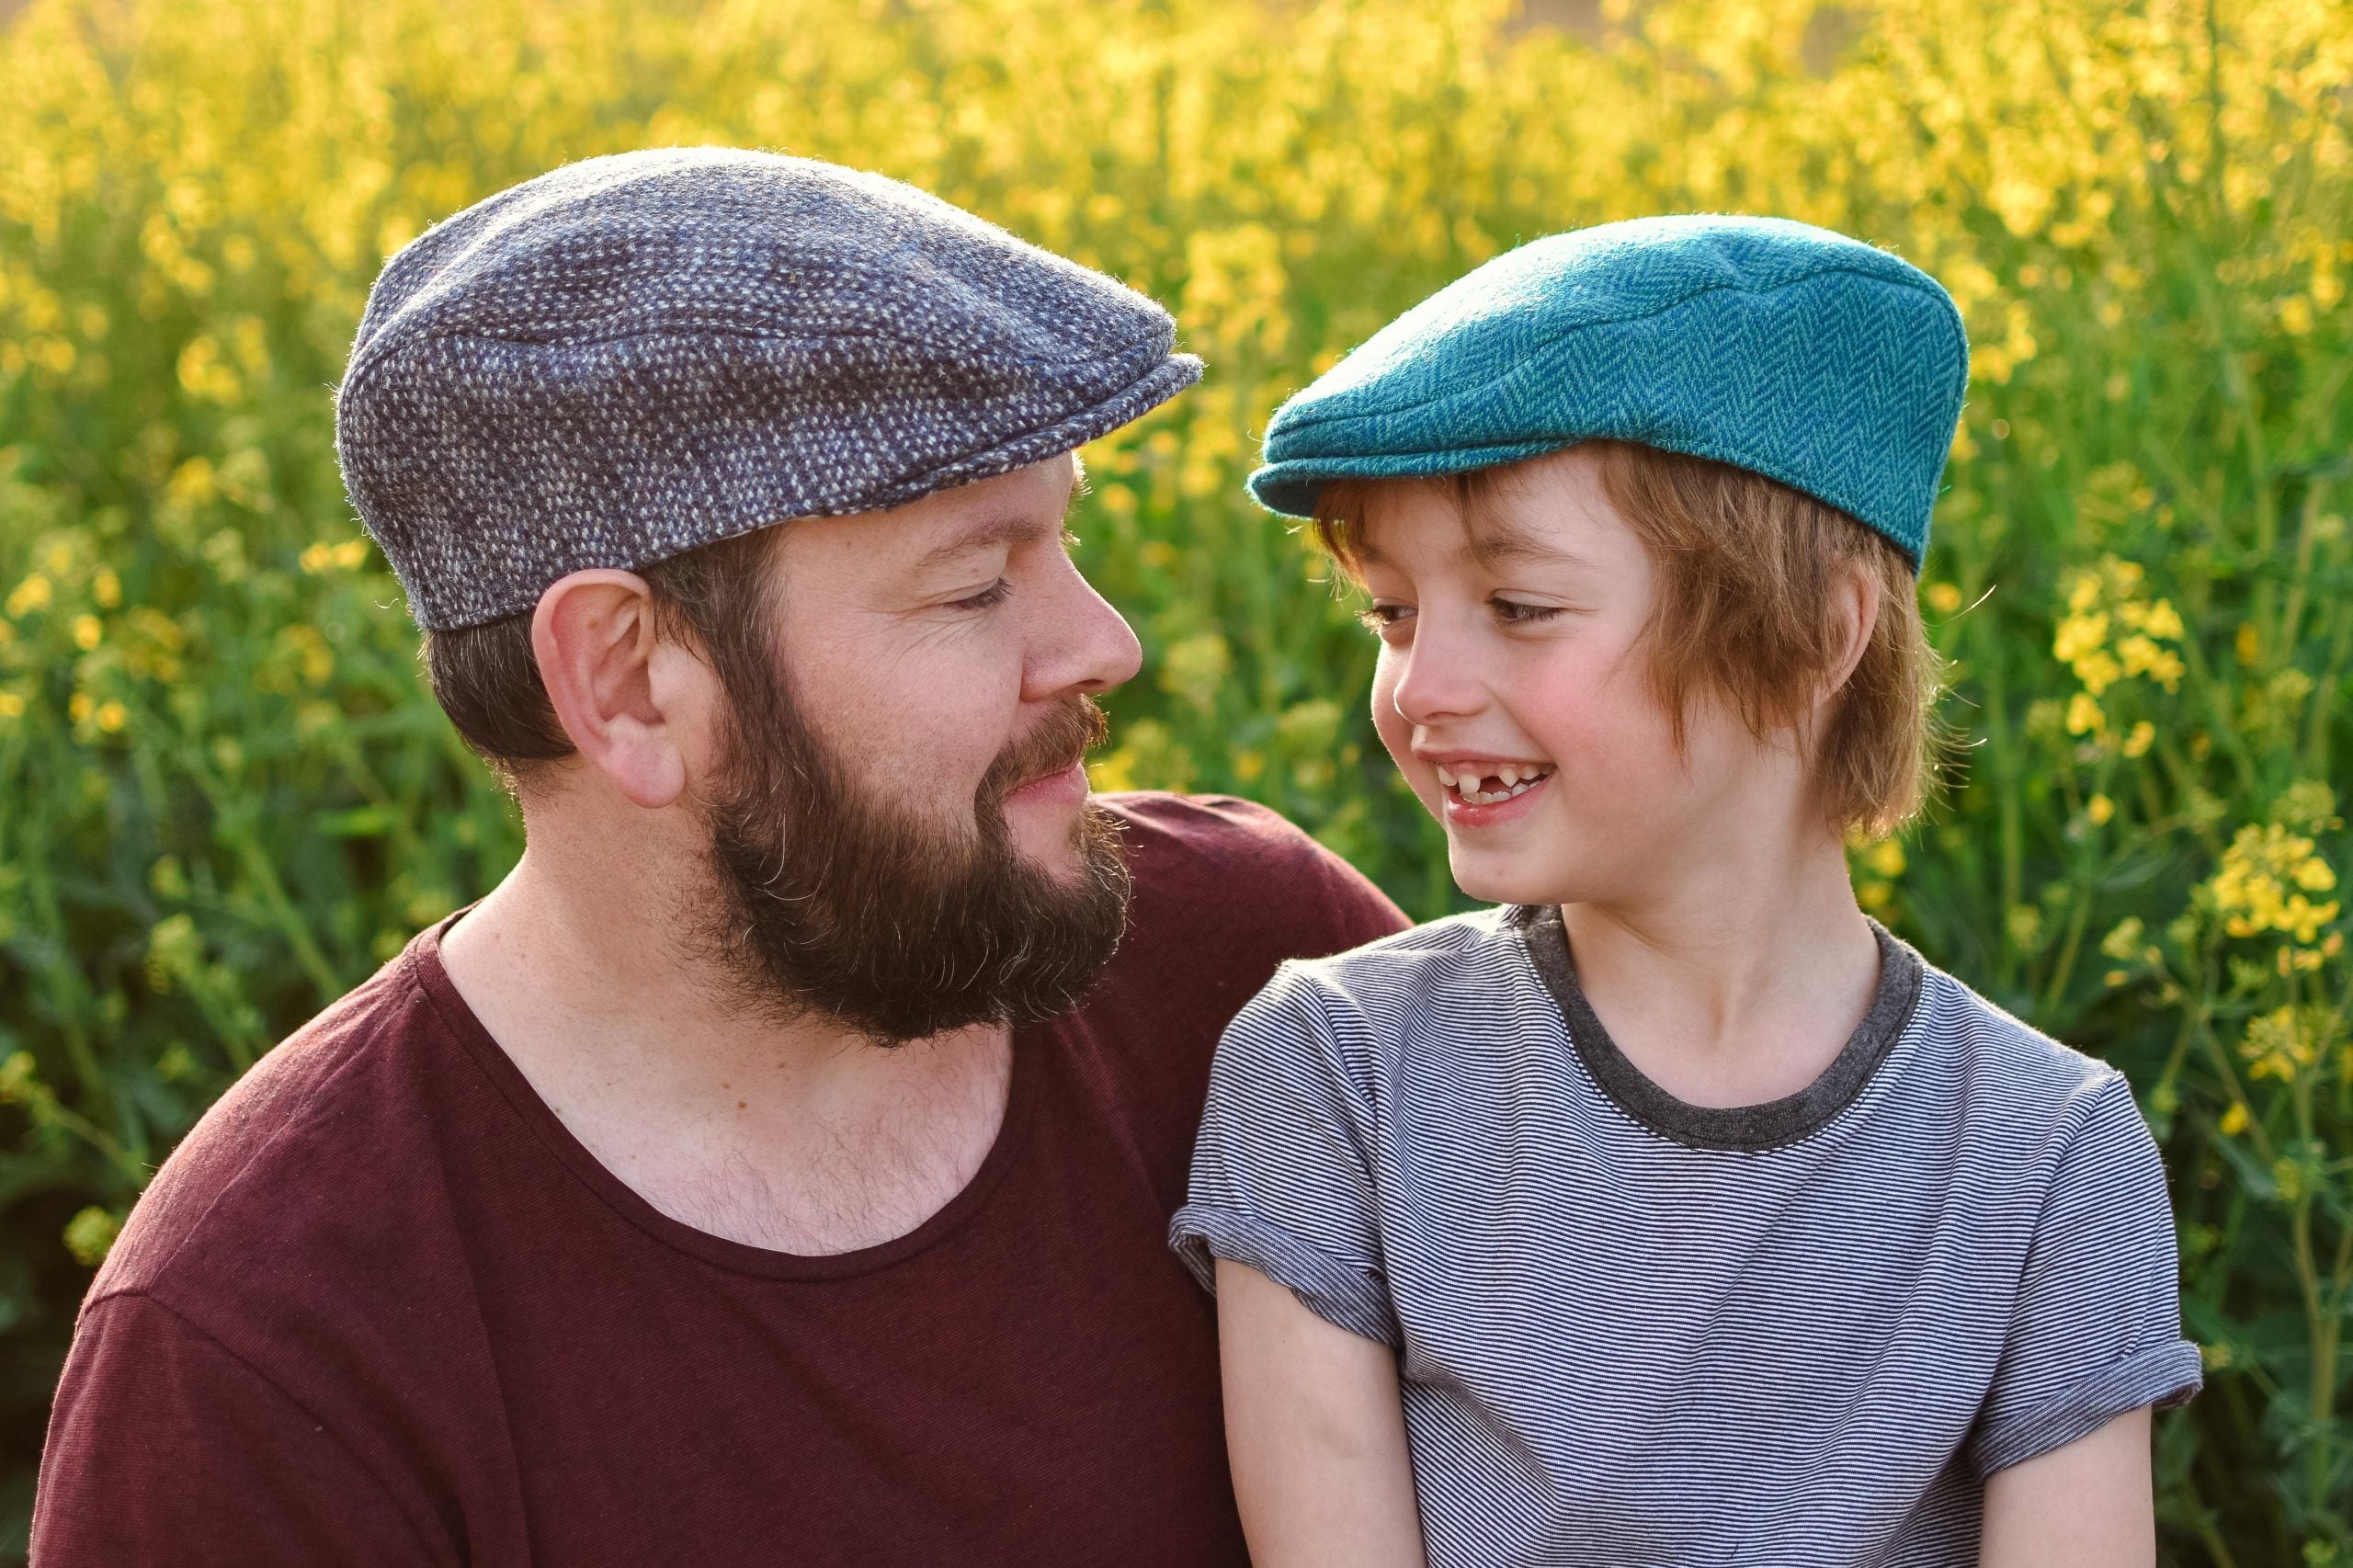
[948,579,1013,611]
[1491,597,1561,626]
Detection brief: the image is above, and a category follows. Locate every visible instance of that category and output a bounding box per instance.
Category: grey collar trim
[1511,906,1925,1153]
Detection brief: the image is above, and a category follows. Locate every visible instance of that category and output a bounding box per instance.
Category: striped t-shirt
[1170,905,2200,1566]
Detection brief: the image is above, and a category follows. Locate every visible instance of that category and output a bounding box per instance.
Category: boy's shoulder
[1904,955,2140,1131]
[1261,904,1535,1019]
[1266,914,2144,1143]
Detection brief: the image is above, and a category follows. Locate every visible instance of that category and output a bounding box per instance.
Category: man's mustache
[979,697,1111,807]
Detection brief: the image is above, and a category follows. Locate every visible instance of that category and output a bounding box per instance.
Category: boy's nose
[1388,625,1487,728]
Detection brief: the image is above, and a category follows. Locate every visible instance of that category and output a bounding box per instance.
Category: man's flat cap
[336,147,1201,630]
[1247,214,1967,566]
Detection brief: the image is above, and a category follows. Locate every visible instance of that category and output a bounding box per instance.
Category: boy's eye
[1490,597,1561,626]
[947,578,1013,611]
[1355,603,1415,638]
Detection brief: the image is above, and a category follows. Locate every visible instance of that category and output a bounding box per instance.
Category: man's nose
[1027,559,1143,701]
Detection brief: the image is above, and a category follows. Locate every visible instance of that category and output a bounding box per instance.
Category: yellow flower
[2210,824,2343,944]
[2053,611,2108,664]
[2086,793,2115,825]
[1924,582,1962,615]
[71,614,101,651]
[6,574,51,618]
[2242,1006,2326,1082]
[2220,1103,2250,1136]
[2065,691,2105,735]
[95,699,126,733]
[2123,721,2155,757]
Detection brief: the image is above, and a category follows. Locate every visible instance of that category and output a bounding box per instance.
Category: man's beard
[688,665,1132,1045]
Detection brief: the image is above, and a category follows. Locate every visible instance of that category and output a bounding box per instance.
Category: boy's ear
[530,570,696,811]
[1822,560,1881,705]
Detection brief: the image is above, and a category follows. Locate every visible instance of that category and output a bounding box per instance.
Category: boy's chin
[1447,846,1569,910]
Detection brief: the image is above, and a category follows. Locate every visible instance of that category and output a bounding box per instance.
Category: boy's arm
[1217,1260,1426,1568]
[1979,1404,2154,1567]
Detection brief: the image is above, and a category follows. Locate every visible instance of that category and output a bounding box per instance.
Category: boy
[1169,217,2199,1566]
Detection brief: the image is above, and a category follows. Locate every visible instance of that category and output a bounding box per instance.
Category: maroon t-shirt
[33,793,1406,1566]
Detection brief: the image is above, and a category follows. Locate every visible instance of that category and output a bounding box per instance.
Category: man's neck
[438,843,1015,1256]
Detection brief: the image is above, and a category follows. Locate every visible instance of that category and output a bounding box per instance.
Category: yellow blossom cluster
[2239,1005,2340,1085]
[2208,823,2341,946]
[2052,557,2186,739]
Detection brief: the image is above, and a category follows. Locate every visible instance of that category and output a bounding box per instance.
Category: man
[33,148,1404,1564]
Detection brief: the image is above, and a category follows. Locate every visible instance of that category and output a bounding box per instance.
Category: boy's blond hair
[1313,440,1942,839]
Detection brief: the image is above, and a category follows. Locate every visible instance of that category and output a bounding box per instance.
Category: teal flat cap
[1248,214,1968,567]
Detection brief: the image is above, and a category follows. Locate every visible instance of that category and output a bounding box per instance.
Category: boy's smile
[1423,756,1557,822]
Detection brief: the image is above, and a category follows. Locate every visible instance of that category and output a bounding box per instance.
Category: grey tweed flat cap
[335,147,1203,630]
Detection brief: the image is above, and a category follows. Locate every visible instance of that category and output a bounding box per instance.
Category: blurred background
[0,0,2347,1559]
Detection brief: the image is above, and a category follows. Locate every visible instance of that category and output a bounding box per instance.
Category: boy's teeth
[1446,765,1554,806]
[1434,765,1458,787]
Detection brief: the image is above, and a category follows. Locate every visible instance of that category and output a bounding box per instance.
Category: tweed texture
[1246,214,1967,566]
[336,147,1203,630]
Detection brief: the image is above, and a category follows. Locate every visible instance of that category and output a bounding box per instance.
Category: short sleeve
[34,1290,446,1565]
[1168,963,1400,1346]
[1965,1073,2203,1476]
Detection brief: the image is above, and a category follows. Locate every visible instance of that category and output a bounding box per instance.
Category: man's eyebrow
[914,512,1063,573]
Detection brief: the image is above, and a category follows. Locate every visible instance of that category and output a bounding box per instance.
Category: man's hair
[419,526,787,786]
[1313,440,1943,837]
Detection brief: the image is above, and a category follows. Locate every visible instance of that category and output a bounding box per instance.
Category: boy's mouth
[1432,762,1555,806]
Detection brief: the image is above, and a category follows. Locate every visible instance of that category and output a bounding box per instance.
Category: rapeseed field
[0,0,2347,1556]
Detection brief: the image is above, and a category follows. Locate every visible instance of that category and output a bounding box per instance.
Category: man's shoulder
[1100,791,1408,960]
[93,941,464,1311]
[1100,790,1344,878]
[1065,794,1405,1079]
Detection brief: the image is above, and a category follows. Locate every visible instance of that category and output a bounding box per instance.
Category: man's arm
[1216,1259,1426,1568]
[35,1291,445,1567]
[1980,1404,2154,1568]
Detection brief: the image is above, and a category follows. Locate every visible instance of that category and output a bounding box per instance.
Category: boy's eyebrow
[1461,516,1591,572]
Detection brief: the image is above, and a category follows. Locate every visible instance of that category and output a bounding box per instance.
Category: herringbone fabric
[1247,215,1966,566]
[336,148,1201,631]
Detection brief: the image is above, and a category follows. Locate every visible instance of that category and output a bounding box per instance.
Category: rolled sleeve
[1966,1073,2202,1476]
[1168,962,1400,1346]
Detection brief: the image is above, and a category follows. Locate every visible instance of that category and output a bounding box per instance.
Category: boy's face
[1354,445,1801,909]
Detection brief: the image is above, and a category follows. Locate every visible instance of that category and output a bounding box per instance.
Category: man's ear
[531,570,700,810]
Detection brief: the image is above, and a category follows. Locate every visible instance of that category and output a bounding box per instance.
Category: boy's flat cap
[336,147,1201,630]
[1248,214,1966,566]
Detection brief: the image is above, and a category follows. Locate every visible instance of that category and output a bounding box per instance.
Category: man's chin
[1004,806,1095,880]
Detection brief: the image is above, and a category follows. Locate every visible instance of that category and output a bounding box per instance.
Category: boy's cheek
[1368,679,1436,812]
